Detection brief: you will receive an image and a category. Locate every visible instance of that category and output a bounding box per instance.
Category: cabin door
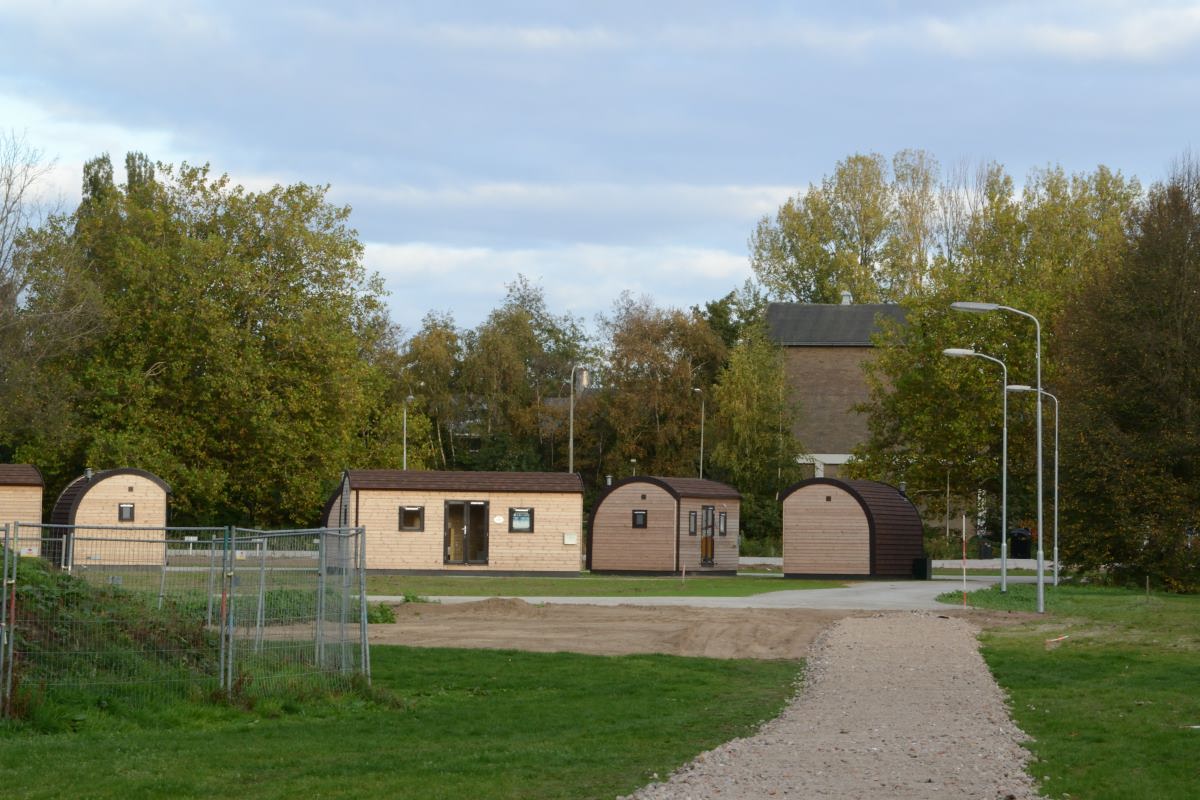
[700,505,716,567]
[445,500,489,565]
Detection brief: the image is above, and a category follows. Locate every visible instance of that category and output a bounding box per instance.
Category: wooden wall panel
[352,489,582,573]
[782,484,869,575]
[70,474,168,566]
[591,483,677,571]
[677,497,740,572]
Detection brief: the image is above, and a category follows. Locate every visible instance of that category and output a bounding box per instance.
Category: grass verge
[367,572,842,597]
[2,645,801,799]
[940,583,1200,799]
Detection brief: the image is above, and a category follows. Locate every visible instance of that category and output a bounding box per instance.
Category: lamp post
[952,301,1045,613]
[693,387,705,479]
[568,365,589,474]
[942,347,1010,592]
[402,394,415,470]
[1008,385,1059,586]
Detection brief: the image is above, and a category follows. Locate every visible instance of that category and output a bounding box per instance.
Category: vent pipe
[840,290,853,305]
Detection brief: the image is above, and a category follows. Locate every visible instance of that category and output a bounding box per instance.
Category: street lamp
[402,394,415,470]
[693,387,705,479]
[568,365,589,474]
[1008,385,1060,586]
[942,347,1010,592]
[952,301,1045,612]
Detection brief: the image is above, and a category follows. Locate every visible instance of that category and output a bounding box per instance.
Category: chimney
[605,474,613,486]
[840,290,853,305]
[85,468,94,481]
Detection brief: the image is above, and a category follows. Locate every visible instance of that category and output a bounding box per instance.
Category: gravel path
[624,612,1042,800]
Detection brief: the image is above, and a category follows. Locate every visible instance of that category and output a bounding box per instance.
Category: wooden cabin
[47,468,172,568]
[1,464,44,556]
[780,477,923,578]
[322,470,584,575]
[588,477,741,575]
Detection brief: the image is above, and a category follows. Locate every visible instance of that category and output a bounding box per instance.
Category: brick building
[766,297,905,478]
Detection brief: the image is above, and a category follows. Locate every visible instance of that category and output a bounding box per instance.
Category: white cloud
[365,241,751,329]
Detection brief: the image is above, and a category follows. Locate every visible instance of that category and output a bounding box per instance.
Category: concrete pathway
[371,574,1036,612]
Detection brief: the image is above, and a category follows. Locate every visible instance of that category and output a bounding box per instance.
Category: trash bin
[1009,528,1032,559]
[912,556,933,580]
[978,539,994,559]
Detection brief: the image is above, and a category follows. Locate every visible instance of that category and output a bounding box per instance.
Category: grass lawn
[1,646,801,800]
[367,572,842,598]
[941,583,1200,800]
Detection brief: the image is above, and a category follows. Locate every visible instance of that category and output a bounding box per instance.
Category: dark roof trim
[0,464,44,486]
[601,476,741,502]
[341,469,584,494]
[51,468,172,526]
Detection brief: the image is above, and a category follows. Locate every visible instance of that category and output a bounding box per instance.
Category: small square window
[688,510,697,536]
[399,506,424,531]
[632,509,648,529]
[718,511,728,536]
[118,503,135,522]
[509,507,534,532]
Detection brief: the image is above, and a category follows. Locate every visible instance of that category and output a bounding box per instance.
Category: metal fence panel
[1,523,368,718]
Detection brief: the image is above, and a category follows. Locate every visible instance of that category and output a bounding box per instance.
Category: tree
[13,154,394,526]
[848,162,1140,544]
[596,293,726,479]
[750,150,941,304]
[1056,157,1200,589]
[708,324,805,542]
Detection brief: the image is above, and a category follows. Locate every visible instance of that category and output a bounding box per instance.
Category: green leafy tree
[14,154,394,526]
[708,324,805,542]
[1056,158,1200,589]
[596,293,726,480]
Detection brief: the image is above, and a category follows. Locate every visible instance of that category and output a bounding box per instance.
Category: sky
[2,1,1197,332]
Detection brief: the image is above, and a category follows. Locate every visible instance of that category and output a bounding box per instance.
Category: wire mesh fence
[1,523,368,718]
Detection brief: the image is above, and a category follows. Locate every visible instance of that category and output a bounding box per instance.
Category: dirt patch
[369,599,849,660]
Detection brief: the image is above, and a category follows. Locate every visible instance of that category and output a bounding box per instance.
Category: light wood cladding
[677,497,739,572]
[347,488,582,573]
[782,483,870,575]
[68,473,169,566]
[590,483,677,571]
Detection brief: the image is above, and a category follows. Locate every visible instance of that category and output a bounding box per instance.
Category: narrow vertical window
[688,510,697,535]
[718,511,728,536]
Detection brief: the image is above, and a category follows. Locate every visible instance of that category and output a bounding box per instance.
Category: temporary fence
[1,522,368,718]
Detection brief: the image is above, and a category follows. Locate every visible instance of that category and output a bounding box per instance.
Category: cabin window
[632,509,648,529]
[718,511,728,536]
[509,507,534,532]
[399,506,424,531]
[118,503,135,522]
[688,510,697,535]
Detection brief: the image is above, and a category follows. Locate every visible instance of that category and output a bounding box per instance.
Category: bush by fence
[1,524,369,719]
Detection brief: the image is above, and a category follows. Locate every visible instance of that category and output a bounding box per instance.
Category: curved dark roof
[596,476,741,503]
[0,464,43,486]
[766,302,906,346]
[50,468,172,526]
[342,470,584,494]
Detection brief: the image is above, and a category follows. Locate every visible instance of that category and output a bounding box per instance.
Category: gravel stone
[622,612,1043,800]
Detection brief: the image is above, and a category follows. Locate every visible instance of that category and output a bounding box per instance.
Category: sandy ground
[369,600,1041,799]
[369,598,849,660]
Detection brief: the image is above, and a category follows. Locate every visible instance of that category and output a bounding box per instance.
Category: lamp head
[942,348,976,357]
[1006,384,1034,393]
[951,301,1001,313]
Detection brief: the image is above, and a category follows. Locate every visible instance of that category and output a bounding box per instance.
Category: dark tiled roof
[50,468,172,526]
[0,464,43,486]
[765,302,906,346]
[344,470,584,494]
[610,476,741,501]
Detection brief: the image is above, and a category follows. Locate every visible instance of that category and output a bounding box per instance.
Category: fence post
[316,528,326,668]
[1,523,11,716]
[205,534,217,627]
[357,526,370,684]
[254,538,266,653]
[157,535,169,610]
